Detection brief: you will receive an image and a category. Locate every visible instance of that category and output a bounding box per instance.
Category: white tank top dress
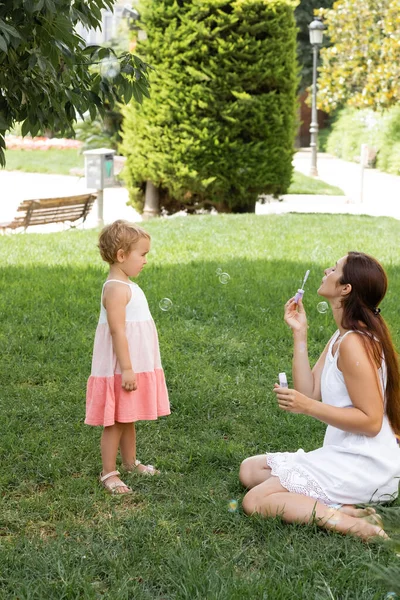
[266,330,400,507]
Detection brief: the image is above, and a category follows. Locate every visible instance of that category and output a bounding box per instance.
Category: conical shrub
[121,0,298,214]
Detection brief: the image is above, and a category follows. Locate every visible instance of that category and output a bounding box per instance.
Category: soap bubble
[219,273,230,285]
[216,267,222,276]
[228,499,238,513]
[311,245,321,261]
[317,301,329,314]
[159,298,173,311]
[99,56,121,80]
[384,594,398,600]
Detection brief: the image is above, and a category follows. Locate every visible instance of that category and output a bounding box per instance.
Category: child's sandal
[124,460,159,475]
[100,470,133,494]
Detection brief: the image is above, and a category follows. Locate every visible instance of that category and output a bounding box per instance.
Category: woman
[240,252,400,540]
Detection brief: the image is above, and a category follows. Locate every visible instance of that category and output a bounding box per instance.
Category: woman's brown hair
[339,251,400,436]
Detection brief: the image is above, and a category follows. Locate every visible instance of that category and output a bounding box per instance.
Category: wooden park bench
[0,193,97,232]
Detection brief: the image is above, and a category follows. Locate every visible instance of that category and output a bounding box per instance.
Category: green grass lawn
[2,149,344,195]
[0,214,398,599]
[288,170,344,196]
[3,148,84,175]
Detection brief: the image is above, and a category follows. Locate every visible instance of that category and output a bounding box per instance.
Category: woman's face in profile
[317,255,347,299]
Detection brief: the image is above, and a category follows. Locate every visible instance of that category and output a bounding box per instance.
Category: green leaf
[0,20,21,39]
[0,34,8,52]
[28,53,37,69]
[132,84,143,104]
[29,120,40,137]
[0,115,8,130]
[21,119,31,137]
[123,79,133,104]
[37,55,47,72]
[88,103,97,121]
[121,64,134,75]
[44,0,56,13]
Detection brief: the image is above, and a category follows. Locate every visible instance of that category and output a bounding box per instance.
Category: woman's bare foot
[341,516,388,540]
[338,504,375,518]
[354,520,389,541]
[322,508,388,540]
[338,505,383,527]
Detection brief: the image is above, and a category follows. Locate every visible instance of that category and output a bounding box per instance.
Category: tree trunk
[231,199,256,213]
[143,180,160,219]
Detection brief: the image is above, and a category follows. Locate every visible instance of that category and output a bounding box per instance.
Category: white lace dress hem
[266,452,333,506]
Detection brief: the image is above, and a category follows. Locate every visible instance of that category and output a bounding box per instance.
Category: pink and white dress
[85,280,170,427]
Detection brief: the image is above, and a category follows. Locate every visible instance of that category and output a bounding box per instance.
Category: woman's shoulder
[339,330,374,361]
[340,330,366,348]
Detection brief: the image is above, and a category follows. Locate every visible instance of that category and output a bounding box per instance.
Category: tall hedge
[121,0,298,214]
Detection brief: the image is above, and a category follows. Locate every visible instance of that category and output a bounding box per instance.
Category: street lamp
[308,16,325,177]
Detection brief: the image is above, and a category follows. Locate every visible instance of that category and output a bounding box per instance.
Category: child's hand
[284,297,307,333]
[122,369,137,391]
[273,383,312,415]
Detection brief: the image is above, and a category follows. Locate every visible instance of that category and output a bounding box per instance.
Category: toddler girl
[85,220,170,494]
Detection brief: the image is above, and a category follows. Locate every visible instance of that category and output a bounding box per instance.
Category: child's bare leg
[242,477,388,541]
[120,422,136,467]
[239,455,273,489]
[101,422,130,493]
[120,423,158,474]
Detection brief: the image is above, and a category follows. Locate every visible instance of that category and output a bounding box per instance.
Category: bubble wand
[294,269,310,304]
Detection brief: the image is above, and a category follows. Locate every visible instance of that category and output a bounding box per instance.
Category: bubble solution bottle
[294,269,310,303]
[278,372,288,388]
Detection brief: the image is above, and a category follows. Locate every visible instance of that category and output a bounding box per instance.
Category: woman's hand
[284,297,307,333]
[122,369,137,391]
[273,384,313,414]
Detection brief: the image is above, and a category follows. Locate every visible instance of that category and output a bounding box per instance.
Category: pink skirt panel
[91,321,162,377]
[85,369,170,427]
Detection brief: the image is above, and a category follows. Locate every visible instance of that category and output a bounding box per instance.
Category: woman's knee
[239,457,254,487]
[242,489,260,515]
[239,455,270,488]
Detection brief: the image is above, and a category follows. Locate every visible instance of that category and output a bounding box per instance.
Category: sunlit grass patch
[0,213,398,599]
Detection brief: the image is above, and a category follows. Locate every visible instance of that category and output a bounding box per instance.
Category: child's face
[119,237,151,278]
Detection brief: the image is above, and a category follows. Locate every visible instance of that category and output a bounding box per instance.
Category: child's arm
[285,297,327,400]
[104,283,137,391]
[274,335,384,437]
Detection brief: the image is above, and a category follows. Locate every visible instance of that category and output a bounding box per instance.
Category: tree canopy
[317,0,400,113]
[0,0,151,166]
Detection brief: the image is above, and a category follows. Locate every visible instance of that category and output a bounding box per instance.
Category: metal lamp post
[308,16,325,177]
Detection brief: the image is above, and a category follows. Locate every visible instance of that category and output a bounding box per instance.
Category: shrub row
[325,106,400,175]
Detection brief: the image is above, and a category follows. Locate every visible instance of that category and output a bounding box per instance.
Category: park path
[1,149,400,232]
[258,149,400,219]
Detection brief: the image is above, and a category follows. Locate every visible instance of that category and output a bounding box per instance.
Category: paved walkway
[258,149,400,219]
[1,149,400,233]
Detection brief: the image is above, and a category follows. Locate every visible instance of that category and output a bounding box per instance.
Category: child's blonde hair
[98,220,151,265]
